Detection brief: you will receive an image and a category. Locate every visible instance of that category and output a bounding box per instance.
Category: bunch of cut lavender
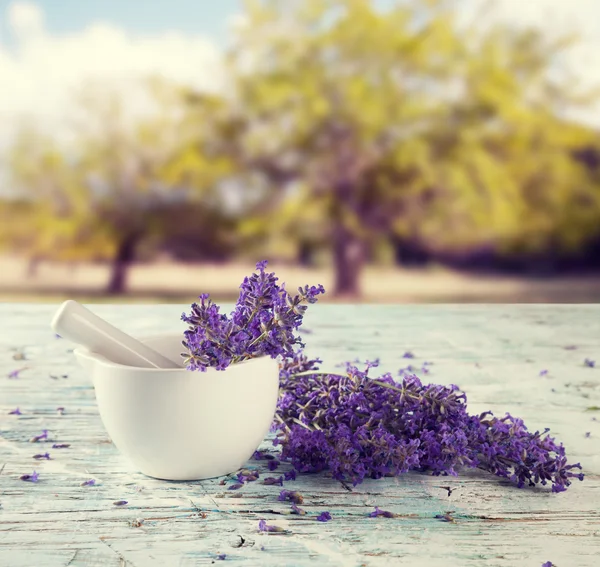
[181,261,324,371]
[274,355,584,492]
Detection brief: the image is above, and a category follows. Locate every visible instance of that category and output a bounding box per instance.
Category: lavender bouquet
[181,262,583,493]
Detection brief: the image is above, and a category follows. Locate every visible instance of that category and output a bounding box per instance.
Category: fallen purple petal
[20,471,39,482]
[268,460,280,471]
[258,519,285,533]
[52,443,70,449]
[278,490,303,504]
[81,479,96,486]
[8,368,26,379]
[290,503,305,515]
[368,507,398,518]
[29,430,48,443]
[8,408,22,415]
[228,483,243,491]
[284,470,296,481]
[113,500,128,506]
[585,432,591,438]
[402,351,415,359]
[539,370,548,377]
[584,358,595,368]
[33,453,50,460]
[316,511,332,522]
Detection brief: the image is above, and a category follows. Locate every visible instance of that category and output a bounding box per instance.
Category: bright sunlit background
[2,0,600,303]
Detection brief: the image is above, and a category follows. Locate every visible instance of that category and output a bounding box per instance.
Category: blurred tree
[5,79,234,293]
[182,0,600,295]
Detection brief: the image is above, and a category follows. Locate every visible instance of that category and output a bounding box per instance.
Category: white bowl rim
[73,332,277,373]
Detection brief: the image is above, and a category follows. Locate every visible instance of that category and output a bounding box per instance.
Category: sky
[0,0,600,146]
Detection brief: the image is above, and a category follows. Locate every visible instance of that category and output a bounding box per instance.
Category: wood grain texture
[1,304,599,567]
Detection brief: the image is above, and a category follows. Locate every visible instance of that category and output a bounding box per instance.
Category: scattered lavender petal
[113,500,128,506]
[284,470,296,481]
[368,507,397,518]
[278,490,303,504]
[290,503,305,515]
[402,351,415,359]
[33,453,50,460]
[228,483,243,491]
[20,471,39,482]
[8,408,22,415]
[539,370,548,377]
[584,358,595,368]
[81,479,96,486]
[258,519,284,533]
[29,430,48,443]
[268,460,280,471]
[316,511,332,522]
[52,443,70,449]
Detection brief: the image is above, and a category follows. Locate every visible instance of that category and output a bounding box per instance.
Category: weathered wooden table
[1,304,599,567]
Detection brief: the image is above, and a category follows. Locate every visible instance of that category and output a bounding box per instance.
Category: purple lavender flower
[275,359,583,492]
[8,408,22,415]
[181,261,324,372]
[284,470,296,481]
[29,430,48,443]
[584,358,595,368]
[33,453,50,460]
[20,471,39,482]
[316,511,332,522]
[368,507,398,518]
[541,562,554,567]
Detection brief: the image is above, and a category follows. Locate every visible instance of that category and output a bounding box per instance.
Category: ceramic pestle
[51,300,183,369]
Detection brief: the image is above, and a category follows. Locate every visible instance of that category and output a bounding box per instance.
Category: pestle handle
[51,300,183,369]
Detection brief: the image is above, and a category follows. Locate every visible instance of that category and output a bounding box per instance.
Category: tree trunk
[332,222,365,298]
[106,234,139,295]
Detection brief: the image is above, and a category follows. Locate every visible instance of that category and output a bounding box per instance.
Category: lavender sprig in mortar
[181,261,324,371]
[275,354,584,493]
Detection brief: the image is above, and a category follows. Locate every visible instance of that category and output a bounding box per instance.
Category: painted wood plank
[1,304,599,567]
